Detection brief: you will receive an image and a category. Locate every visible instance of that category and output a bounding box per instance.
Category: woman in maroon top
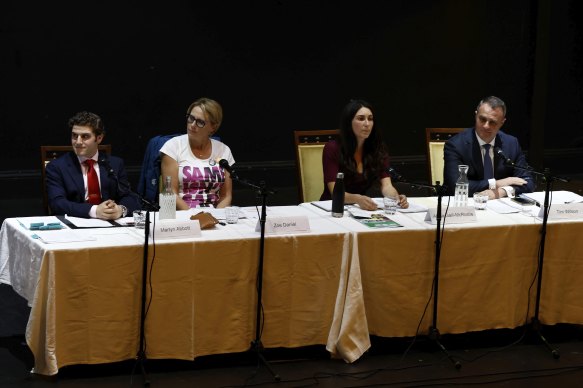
[320,99,408,211]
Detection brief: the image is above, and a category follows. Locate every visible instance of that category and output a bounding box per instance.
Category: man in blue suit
[444,96,535,198]
[46,111,140,219]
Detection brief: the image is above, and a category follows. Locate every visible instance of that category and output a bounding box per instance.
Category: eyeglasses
[186,114,206,128]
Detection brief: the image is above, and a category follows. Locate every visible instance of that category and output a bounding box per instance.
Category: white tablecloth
[2,197,583,375]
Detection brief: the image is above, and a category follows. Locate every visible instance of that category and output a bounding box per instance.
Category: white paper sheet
[65,215,115,228]
[372,198,428,213]
[488,198,523,214]
[16,216,65,230]
[397,201,429,213]
[311,200,334,212]
[346,207,373,219]
[520,191,583,205]
[33,230,98,244]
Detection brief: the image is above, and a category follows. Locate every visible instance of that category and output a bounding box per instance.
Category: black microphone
[387,167,407,183]
[494,147,515,166]
[219,159,236,177]
[99,156,131,195]
[98,156,116,177]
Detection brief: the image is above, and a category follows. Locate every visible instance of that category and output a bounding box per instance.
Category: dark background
[1,0,582,220]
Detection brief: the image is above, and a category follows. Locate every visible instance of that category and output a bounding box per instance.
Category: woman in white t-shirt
[160,98,235,208]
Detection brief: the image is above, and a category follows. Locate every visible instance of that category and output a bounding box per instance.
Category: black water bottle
[331,172,345,218]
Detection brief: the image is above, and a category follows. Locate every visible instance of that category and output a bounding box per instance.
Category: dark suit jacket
[46,151,141,218]
[443,128,535,196]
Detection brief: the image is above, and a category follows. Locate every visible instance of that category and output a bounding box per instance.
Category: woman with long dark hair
[320,99,408,210]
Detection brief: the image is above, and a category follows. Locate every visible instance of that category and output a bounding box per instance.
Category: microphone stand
[390,174,461,369]
[134,199,159,387]
[503,161,569,359]
[102,161,160,385]
[228,171,281,382]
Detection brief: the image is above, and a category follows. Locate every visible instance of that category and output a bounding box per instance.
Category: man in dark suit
[46,111,140,219]
[444,96,535,198]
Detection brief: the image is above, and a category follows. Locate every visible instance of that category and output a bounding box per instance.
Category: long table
[1,198,583,375]
[306,197,583,338]
[0,206,367,375]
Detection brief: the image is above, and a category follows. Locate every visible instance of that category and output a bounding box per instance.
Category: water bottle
[331,172,345,218]
[159,175,176,220]
[454,165,469,207]
[178,181,184,201]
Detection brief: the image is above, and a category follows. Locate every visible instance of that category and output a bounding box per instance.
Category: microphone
[99,156,131,195]
[219,159,236,177]
[494,147,515,166]
[98,156,116,177]
[387,167,407,183]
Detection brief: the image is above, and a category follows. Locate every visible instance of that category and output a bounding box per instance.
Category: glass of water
[133,210,146,229]
[224,206,240,224]
[383,196,399,215]
[473,193,488,210]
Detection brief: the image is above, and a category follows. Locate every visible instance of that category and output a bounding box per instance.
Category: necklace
[192,140,210,158]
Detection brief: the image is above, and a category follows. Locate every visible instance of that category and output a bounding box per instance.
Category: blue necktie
[483,144,494,180]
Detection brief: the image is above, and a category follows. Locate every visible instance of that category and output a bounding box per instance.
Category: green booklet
[355,213,403,228]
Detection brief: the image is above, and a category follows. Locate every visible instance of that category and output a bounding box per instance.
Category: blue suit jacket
[443,128,535,196]
[46,151,141,218]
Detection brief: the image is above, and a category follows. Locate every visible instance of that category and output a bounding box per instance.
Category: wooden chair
[41,145,112,215]
[293,130,339,203]
[425,128,464,185]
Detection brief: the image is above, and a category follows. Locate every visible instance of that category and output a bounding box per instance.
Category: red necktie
[85,159,102,205]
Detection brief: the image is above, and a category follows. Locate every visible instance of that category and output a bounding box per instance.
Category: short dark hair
[68,111,105,137]
[477,96,506,116]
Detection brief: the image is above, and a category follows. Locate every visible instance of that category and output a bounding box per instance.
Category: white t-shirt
[160,134,235,207]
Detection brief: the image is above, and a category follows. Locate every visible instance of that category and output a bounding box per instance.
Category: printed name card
[150,219,202,239]
[425,206,477,225]
[538,203,583,220]
[255,215,310,235]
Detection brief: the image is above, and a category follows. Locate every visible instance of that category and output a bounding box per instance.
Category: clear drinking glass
[473,193,488,210]
[225,206,240,224]
[383,196,399,215]
[133,210,146,229]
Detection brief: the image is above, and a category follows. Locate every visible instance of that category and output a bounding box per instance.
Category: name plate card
[538,203,583,220]
[150,219,202,239]
[425,206,477,225]
[255,215,310,235]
